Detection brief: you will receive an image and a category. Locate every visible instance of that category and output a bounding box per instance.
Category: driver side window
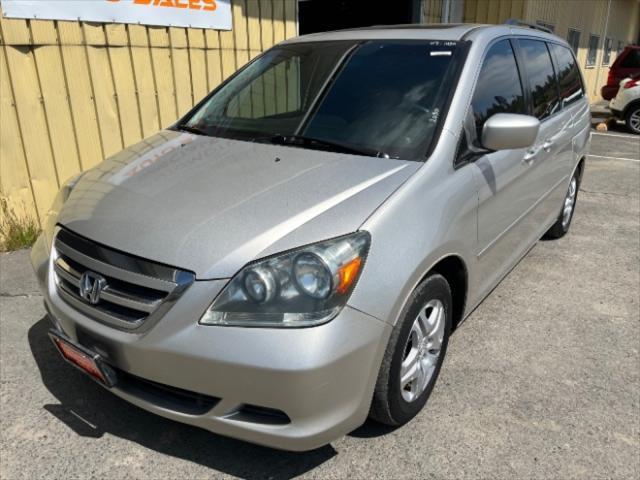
[471,39,526,141]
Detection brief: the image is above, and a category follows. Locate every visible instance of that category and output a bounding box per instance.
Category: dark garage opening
[298,0,420,35]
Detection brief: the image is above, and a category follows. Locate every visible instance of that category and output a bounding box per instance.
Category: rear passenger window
[471,40,526,140]
[549,43,584,107]
[620,49,640,68]
[518,39,561,120]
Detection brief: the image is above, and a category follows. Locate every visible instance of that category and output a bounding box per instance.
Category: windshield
[182,40,464,160]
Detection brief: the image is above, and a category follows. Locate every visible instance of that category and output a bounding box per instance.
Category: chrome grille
[52,228,195,331]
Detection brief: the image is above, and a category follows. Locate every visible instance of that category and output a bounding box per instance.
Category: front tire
[369,274,452,426]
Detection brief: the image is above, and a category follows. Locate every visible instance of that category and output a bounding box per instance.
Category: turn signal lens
[337,256,363,294]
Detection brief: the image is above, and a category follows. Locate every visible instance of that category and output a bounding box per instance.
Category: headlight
[200,231,371,327]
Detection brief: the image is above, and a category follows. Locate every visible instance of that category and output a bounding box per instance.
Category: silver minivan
[31,23,590,451]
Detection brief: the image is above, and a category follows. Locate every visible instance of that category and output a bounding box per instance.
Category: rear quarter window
[548,43,584,107]
[620,49,640,68]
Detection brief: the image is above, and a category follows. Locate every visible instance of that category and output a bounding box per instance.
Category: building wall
[422,0,639,102]
[0,0,297,228]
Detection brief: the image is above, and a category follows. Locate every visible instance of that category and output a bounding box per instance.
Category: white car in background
[609,73,640,134]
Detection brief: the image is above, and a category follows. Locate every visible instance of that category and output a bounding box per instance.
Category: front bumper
[31,235,391,451]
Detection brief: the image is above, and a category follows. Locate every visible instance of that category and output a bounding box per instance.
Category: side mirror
[481,113,540,151]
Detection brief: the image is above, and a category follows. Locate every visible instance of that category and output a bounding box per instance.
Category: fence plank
[84,25,123,157]
[0,17,31,45]
[169,27,192,116]
[205,30,223,91]
[147,26,176,127]
[486,0,500,23]
[284,0,297,38]
[260,0,274,50]
[510,0,525,20]
[29,19,58,45]
[259,0,276,117]
[219,17,236,80]
[188,29,208,103]
[104,23,128,46]
[109,45,143,146]
[0,46,38,222]
[55,19,83,45]
[273,1,286,44]
[150,47,177,128]
[3,44,59,220]
[246,0,262,58]
[232,0,250,69]
[128,25,160,137]
[31,44,82,184]
[497,0,511,23]
[58,44,104,169]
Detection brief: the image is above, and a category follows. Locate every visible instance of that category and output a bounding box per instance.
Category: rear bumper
[31,235,391,451]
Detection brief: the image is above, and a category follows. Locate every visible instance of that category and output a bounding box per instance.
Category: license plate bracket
[49,330,117,387]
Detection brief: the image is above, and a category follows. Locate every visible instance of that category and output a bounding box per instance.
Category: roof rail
[504,19,552,34]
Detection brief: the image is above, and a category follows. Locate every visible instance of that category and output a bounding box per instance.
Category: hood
[58,131,419,278]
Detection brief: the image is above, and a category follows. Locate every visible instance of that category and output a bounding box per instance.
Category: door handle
[542,139,554,152]
[523,147,539,163]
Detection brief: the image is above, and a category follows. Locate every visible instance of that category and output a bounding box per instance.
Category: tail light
[607,70,614,85]
[623,79,639,89]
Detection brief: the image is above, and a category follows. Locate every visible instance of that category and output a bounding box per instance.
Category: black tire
[369,274,452,426]
[544,166,581,239]
[625,103,640,135]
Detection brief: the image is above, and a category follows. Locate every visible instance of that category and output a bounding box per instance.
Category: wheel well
[577,156,586,182]
[624,99,640,118]
[427,256,467,330]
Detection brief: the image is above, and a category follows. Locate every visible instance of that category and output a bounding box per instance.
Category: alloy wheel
[562,176,578,230]
[400,299,445,402]
[630,109,640,133]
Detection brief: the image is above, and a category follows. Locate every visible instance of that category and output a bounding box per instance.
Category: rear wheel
[625,104,640,134]
[544,167,580,239]
[369,274,452,426]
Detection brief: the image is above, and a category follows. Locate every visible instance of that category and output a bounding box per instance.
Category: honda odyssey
[31,23,591,451]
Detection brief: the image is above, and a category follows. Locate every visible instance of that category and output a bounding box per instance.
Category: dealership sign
[0,0,232,30]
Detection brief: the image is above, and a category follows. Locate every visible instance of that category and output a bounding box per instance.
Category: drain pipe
[595,0,612,97]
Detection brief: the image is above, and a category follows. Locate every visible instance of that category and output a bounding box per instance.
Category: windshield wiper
[253,134,387,158]
[176,124,210,136]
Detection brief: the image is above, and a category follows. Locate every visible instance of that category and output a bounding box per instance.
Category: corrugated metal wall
[462,0,525,23]
[422,0,444,23]
[0,0,297,227]
[421,0,525,23]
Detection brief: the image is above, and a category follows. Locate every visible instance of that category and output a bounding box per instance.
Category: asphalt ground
[1,130,639,479]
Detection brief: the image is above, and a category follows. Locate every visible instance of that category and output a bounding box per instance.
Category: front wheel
[369,274,452,426]
[625,104,640,134]
[544,167,580,239]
